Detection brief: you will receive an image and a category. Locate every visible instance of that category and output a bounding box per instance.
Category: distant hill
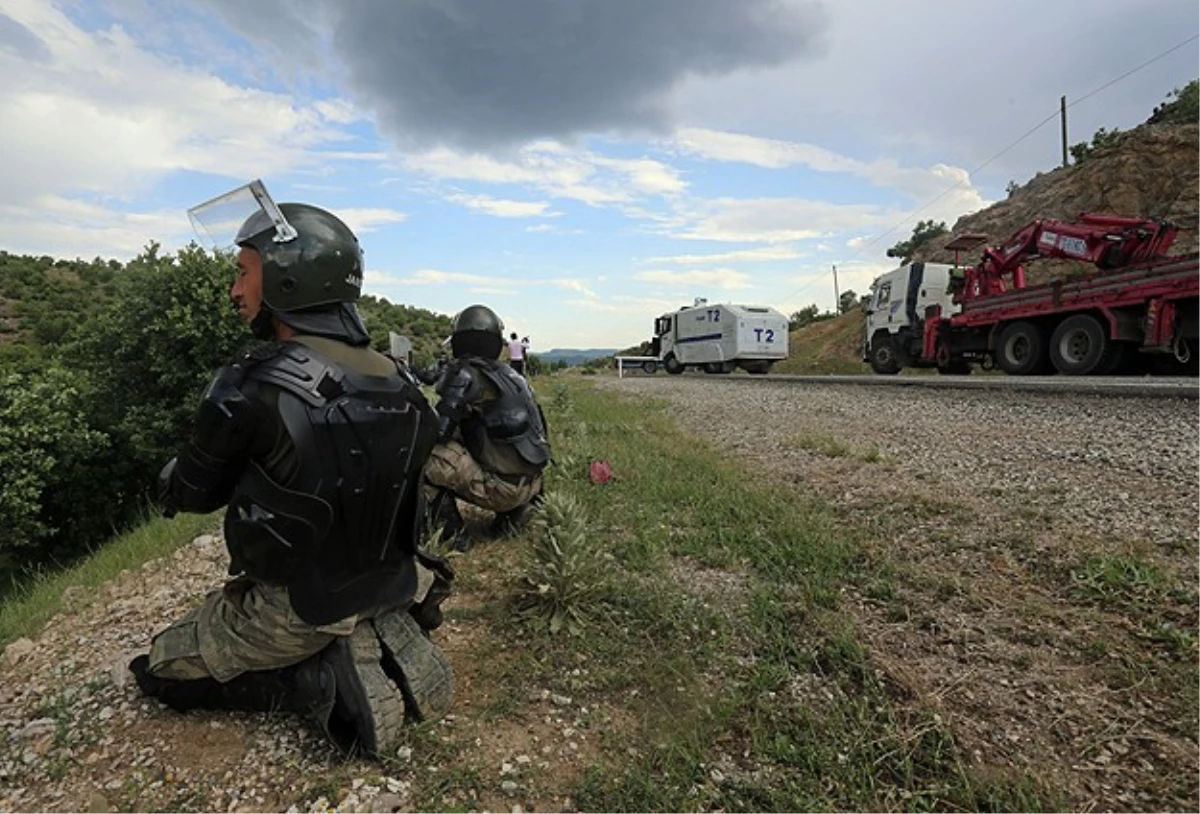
[537,348,618,366]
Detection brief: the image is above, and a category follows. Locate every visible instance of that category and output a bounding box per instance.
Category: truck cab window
[875,282,892,308]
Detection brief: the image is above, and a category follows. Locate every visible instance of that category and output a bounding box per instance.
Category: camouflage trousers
[148,567,436,683]
[423,439,542,514]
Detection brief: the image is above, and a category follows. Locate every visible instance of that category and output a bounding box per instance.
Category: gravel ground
[593,374,1199,811]
[0,531,605,813]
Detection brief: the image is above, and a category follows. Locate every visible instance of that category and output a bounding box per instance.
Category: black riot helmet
[450,304,504,360]
[236,203,364,313]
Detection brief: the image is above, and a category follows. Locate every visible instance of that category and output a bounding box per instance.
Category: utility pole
[832,264,840,314]
[1060,95,1069,167]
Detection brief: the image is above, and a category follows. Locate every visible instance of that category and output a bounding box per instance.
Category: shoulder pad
[435,360,478,398]
[245,342,346,407]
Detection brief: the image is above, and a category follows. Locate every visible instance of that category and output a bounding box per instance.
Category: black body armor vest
[459,359,551,470]
[224,343,438,625]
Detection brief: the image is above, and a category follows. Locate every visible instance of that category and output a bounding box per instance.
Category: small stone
[86,791,111,813]
[501,780,519,795]
[370,793,406,812]
[4,638,34,666]
[193,533,216,547]
[500,762,515,775]
[550,694,572,706]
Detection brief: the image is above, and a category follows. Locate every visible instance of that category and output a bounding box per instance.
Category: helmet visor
[187,179,298,252]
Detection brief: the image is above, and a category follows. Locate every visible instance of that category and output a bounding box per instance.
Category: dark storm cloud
[198,0,829,151]
[0,12,51,62]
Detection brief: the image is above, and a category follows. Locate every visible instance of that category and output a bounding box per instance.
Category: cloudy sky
[1,0,1196,350]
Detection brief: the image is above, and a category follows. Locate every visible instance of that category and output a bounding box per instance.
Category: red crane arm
[957,213,1178,303]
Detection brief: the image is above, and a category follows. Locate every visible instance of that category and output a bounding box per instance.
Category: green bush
[1147,80,1199,125]
[63,242,248,502]
[0,365,112,562]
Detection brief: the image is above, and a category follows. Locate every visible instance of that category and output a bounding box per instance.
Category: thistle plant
[517,490,607,635]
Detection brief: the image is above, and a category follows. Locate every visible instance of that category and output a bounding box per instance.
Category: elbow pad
[165,364,260,512]
[434,363,478,439]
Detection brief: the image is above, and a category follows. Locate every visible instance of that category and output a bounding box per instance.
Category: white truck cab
[863,262,961,374]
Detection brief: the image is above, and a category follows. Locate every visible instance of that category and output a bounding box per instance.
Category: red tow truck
[862,213,1199,376]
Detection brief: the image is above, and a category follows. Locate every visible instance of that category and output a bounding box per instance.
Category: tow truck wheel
[641,360,658,374]
[664,355,684,375]
[1049,315,1109,376]
[996,321,1048,375]
[869,336,901,375]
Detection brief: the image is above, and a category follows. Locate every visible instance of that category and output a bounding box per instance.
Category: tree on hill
[788,304,836,331]
[838,289,859,314]
[1147,79,1198,125]
[1069,126,1124,165]
[886,220,948,263]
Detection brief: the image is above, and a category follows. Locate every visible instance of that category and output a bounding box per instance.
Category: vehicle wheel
[718,361,735,374]
[703,362,719,374]
[995,321,1048,375]
[1049,314,1109,376]
[934,341,970,375]
[664,355,684,375]
[641,360,657,374]
[747,362,772,375]
[869,336,901,375]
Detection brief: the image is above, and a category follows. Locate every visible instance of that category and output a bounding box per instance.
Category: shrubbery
[0,242,452,583]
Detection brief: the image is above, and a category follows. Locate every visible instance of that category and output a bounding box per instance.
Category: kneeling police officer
[129,182,453,759]
[425,305,552,549]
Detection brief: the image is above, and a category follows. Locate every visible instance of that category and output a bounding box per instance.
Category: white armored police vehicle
[648,300,789,375]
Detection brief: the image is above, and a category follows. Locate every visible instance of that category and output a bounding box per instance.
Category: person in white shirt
[507,332,526,377]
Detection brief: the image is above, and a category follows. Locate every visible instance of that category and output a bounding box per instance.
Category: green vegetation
[480,379,1051,812]
[0,511,217,647]
[0,244,451,590]
[1147,79,1199,125]
[1069,125,1125,165]
[886,219,948,264]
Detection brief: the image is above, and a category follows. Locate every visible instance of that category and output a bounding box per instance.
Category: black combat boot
[129,654,338,737]
[320,622,408,759]
[373,609,454,723]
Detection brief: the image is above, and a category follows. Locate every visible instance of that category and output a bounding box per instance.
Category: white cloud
[668,127,991,225]
[548,278,597,298]
[645,245,803,264]
[0,1,361,258]
[669,197,874,244]
[563,294,681,315]
[444,192,555,218]
[399,269,496,286]
[633,268,753,290]
[0,194,190,259]
[403,141,685,208]
[468,285,517,296]
[334,207,408,233]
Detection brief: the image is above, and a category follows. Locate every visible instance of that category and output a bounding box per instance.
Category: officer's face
[230,247,264,323]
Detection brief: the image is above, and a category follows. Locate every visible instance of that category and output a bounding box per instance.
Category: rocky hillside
[914,122,1199,274]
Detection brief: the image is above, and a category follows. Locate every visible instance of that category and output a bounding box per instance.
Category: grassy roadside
[0,511,218,648]
[433,376,1054,812]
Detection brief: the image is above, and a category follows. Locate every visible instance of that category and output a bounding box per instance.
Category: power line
[777,32,1199,312]
[1069,33,1198,109]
